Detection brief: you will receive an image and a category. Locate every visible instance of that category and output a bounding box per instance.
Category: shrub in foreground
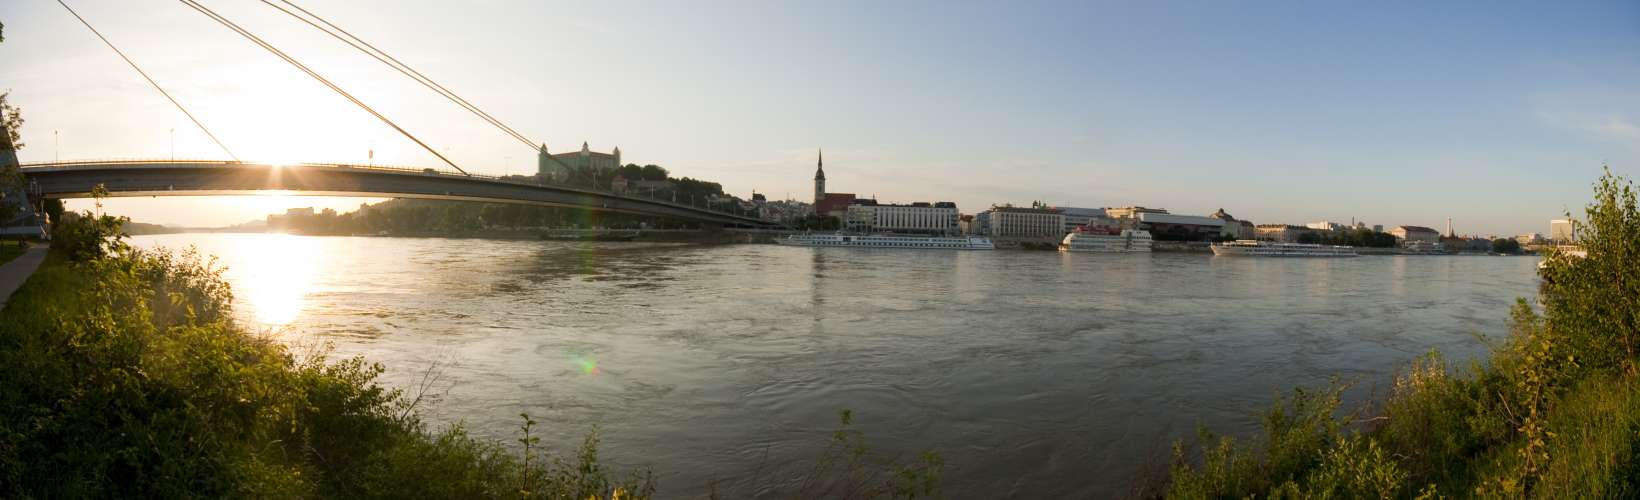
[0,211,653,498]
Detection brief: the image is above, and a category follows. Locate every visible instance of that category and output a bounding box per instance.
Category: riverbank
[1156,170,1640,498]
[0,218,656,498]
[1,216,945,498]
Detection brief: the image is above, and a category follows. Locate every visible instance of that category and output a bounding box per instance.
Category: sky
[2,0,1638,235]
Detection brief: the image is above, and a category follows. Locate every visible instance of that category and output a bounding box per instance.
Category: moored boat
[1210,240,1358,257]
[777,233,995,250]
[1059,229,1153,253]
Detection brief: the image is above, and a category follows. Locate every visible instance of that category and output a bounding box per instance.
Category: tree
[617,164,643,181]
[1540,166,1640,374]
[0,30,19,148]
[1492,238,1521,254]
[640,164,668,181]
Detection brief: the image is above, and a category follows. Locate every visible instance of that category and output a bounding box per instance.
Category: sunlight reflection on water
[228,233,316,327]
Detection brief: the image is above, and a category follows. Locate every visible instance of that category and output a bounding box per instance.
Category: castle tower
[536,143,549,177]
[613,146,621,165]
[813,149,826,205]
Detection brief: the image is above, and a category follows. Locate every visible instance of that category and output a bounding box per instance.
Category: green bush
[0,233,654,498]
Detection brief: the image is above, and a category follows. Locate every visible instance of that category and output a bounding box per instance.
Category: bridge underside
[21,162,773,227]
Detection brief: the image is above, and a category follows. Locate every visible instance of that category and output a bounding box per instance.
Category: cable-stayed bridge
[10,1,782,229]
[18,159,775,228]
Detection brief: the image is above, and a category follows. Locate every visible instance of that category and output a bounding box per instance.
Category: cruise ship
[1210,240,1358,257]
[777,233,995,250]
[1059,229,1153,253]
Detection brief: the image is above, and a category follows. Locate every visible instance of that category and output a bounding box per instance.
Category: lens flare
[572,355,600,375]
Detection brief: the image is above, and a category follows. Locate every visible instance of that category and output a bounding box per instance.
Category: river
[131,233,1541,498]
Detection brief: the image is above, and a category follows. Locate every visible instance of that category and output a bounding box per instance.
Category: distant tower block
[813,149,826,205]
[1446,217,1453,238]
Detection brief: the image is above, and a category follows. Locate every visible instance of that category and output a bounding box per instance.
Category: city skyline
[3,1,1637,233]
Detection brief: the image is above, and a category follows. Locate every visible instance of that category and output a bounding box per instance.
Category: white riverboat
[777,233,995,250]
[1059,229,1153,253]
[1210,240,1358,257]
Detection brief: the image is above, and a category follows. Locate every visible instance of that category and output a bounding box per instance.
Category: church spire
[812,149,826,206]
[814,149,825,181]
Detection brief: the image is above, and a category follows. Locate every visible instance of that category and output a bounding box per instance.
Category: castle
[536,141,621,183]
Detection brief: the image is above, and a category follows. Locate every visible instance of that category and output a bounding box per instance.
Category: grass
[0,241,23,266]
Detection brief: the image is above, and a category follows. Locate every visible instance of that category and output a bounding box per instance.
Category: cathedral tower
[813,149,826,205]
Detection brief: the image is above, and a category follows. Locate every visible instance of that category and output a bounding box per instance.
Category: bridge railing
[20,158,777,223]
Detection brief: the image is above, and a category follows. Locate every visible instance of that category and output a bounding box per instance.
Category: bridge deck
[19,160,776,227]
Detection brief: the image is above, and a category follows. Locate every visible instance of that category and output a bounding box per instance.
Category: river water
[131,233,1540,498]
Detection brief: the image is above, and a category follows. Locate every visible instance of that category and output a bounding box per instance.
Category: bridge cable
[56,0,240,161]
[263,0,540,151]
[178,0,470,175]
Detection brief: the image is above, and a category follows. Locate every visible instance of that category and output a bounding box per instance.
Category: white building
[844,201,959,235]
[1550,219,1575,243]
[1306,221,1346,232]
[1058,207,1113,232]
[1390,225,1442,245]
[976,206,1065,238]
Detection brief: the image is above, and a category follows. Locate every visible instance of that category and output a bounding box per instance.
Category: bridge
[18,160,778,228]
[10,3,787,230]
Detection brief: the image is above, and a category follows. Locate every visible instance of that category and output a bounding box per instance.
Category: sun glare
[231,233,317,327]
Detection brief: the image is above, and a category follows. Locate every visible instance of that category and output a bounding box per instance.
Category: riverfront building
[1390,225,1442,245]
[1058,207,1114,233]
[1106,206,1169,220]
[1550,219,1575,243]
[844,200,960,235]
[1255,224,1313,243]
[1306,221,1346,233]
[976,205,1066,238]
[1136,212,1226,241]
[1209,208,1256,240]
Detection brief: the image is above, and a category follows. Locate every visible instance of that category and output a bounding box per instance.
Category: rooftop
[1137,212,1226,227]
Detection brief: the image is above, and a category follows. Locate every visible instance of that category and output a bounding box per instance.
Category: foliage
[0,242,22,266]
[1159,167,1640,499]
[796,213,842,231]
[0,91,21,150]
[777,409,944,499]
[1492,237,1522,254]
[0,216,655,498]
[615,164,670,182]
[1302,228,1399,248]
[1166,382,1357,498]
[0,89,21,226]
[1540,166,1640,374]
[51,212,130,262]
[50,186,130,262]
